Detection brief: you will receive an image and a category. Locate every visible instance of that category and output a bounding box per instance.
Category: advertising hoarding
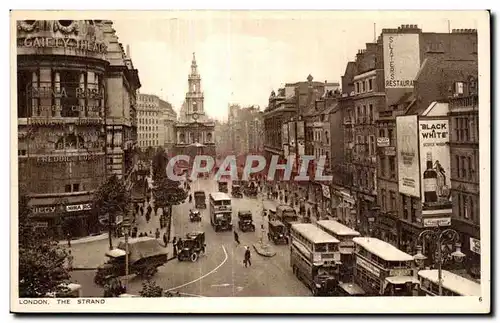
[396,115,420,197]
[288,121,296,146]
[419,119,451,205]
[383,33,421,89]
[296,120,305,139]
[297,140,305,155]
[282,124,289,145]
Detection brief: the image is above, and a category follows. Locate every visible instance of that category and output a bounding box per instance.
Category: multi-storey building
[378,27,478,253]
[342,44,385,236]
[137,94,161,149]
[17,20,140,238]
[174,53,216,159]
[449,82,480,278]
[136,93,175,151]
[161,101,177,154]
[227,104,264,156]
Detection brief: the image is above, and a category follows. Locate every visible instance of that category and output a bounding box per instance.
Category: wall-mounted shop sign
[377,137,390,147]
[20,37,107,54]
[422,216,451,228]
[26,86,104,99]
[66,203,92,212]
[470,237,480,254]
[36,155,98,163]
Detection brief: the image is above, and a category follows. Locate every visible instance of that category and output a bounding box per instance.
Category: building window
[73,183,80,192]
[389,156,396,179]
[325,131,329,145]
[468,156,473,180]
[355,83,359,93]
[380,156,386,177]
[368,79,373,91]
[461,156,467,178]
[410,197,417,223]
[370,135,376,156]
[455,155,460,178]
[388,128,394,145]
[65,184,72,193]
[381,189,386,211]
[361,81,365,92]
[390,191,396,211]
[379,128,385,138]
[402,195,408,220]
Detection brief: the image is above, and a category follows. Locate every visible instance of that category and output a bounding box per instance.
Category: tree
[18,187,70,297]
[139,280,163,297]
[93,175,131,248]
[151,147,168,182]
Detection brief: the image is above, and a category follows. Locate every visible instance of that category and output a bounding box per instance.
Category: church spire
[191,52,198,75]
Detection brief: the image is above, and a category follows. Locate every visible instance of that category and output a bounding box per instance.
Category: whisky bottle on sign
[423,152,438,203]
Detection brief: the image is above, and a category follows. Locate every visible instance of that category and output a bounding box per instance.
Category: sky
[111,11,482,121]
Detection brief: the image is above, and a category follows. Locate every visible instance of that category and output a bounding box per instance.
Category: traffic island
[253,243,276,257]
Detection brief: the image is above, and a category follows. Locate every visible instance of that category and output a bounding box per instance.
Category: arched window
[179,133,185,143]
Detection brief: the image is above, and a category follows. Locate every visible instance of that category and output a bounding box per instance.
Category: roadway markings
[179,292,205,297]
[165,245,228,292]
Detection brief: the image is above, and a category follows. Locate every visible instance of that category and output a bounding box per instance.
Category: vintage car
[267,220,289,245]
[94,237,168,285]
[237,211,255,232]
[177,231,206,262]
[276,205,300,234]
[232,184,243,198]
[194,191,206,209]
[244,181,258,197]
[218,181,229,193]
[189,209,201,222]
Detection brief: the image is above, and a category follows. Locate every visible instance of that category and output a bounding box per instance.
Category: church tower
[185,52,204,120]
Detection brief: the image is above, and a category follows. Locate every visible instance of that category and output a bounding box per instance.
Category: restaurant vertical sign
[396,115,420,197]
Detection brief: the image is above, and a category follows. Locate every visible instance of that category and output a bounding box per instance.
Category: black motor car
[189,209,201,222]
[232,185,243,198]
[237,211,255,232]
[177,231,206,262]
[267,220,289,244]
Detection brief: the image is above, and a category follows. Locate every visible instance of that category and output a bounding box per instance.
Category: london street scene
[15,13,486,301]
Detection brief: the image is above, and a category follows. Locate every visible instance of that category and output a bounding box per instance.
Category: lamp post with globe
[413,227,466,296]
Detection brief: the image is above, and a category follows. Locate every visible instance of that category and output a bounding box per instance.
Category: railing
[449,95,478,111]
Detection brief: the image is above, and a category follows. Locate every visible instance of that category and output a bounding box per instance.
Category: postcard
[10,10,490,313]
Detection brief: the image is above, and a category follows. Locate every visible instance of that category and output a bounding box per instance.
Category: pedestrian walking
[172,237,178,257]
[163,232,168,247]
[67,250,74,271]
[67,233,71,248]
[177,237,183,252]
[234,230,240,245]
[149,231,153,237]
[189,194,193,203]
[155,228,160,239]
[244,246,252,268]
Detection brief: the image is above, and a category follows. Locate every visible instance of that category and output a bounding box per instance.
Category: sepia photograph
[10,10,490,313]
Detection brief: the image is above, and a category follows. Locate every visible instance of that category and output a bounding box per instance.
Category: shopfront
[331,186,356,227]
[375,212,399,247]
[452,219,481,279]
[29,196,99,239]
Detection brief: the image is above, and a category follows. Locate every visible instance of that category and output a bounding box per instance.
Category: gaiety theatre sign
[20,37,107,54]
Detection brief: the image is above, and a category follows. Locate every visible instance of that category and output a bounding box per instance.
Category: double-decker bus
[417,269,481,296]
[316,220,360,283]
[209,192,232,232]
[353,237,418,296]
[290,223,341,296]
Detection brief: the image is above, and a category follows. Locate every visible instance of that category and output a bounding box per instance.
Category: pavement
[64,193,176,270]
[70,177,311,297]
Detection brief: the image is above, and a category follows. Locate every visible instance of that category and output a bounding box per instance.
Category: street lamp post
[413,227,466,296]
